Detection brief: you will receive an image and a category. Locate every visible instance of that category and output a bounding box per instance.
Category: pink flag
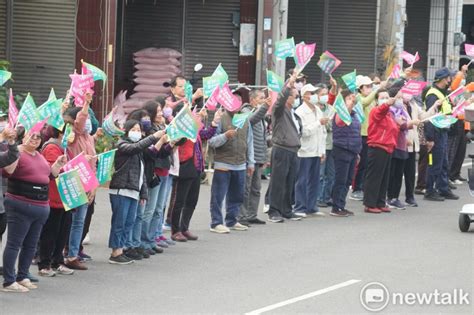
[63,152,99,192]
[267,90,279,114]
[295,42,316,70]
[29,117,48,135]
[70,68,95,107]
[216,83,242,112]
[400,51,420,65]
[400,80,428,95]
[449,86,466,104]
[452,100,469,117]
[204,85,220,110]
[389,64,401,79]
[465,43,474,57]
[8,88,19,128]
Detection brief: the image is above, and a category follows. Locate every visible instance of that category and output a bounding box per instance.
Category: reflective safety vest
[424,87,452,115]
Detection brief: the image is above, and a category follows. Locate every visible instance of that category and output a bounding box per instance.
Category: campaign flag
[38,95,65,130]
[69,69,94,107]
[102,109,125,137]
[231,111,252,129]
[216,83,242,112]
[400,50,420,65]
[61,123,73,149]
[17,94,40,131]
[8,89,19,128]
[185,81,193,103]
[96,149,117,185]
[275,37,296,60]
[267,90,279,114]
[333,93,352,125]
[81,60,107,87]
[449,87,469,117]
[400,80,428,95]
[204,85,220,110]
[63,152,99,192]
[202,64,229,97]
[389,64,401,79]
[56,169,89,211]
[293,42,316,71]
[266,70,284,92]
[465,43,474,57]
[317,51,342,74]
[354,95,365,123]
[48,88,57,101]
[342,70,357,93]
[166,106,200,142]
[430,114,457,129]
[28,117,49,136]
[0,70,12,86]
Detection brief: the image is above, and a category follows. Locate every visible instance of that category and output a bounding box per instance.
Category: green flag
[102,114,125,137]
[185,81,193,103]
[353,95,365,123]
[232,111,252,129]
[56,169,89,211]
[166,106,199,142]
[266,70,284,92]
[82,60,107,86]
[334,93,352,125]
[96,149,117,185]
[275,37,295,59]
[48,88,57,101]
[37,98,65,130]
[212,63,228,83]
[430,114,457,129]
[17,94,40,131]
[342,70,357,93]
[0,70,12,86]
[203,64,229,97]
[62,123,73,149]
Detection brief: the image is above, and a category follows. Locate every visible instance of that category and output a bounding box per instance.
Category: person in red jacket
[363,89,402,213]
[37,126,75,277]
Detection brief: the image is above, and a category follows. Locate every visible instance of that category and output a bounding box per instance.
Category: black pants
[387,157,406,200]
[404,152,416,200]
[450,132,467,180]
[80,201,94,252]
[169,175,201,234]
[353,136,368,192]
[364,147,391,208]
[416,144,428,190]
[0,212,6,240]
[268,146,298,217]
[38,208,71,270]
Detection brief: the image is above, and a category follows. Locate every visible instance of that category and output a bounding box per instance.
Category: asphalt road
[1,161,473,314]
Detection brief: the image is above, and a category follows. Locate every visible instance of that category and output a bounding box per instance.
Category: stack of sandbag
[130,47,182,101]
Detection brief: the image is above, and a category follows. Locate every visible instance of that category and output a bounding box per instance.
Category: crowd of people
[0,61,472,293]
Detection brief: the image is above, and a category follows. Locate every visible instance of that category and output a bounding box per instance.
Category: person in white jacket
[293,84,328,217]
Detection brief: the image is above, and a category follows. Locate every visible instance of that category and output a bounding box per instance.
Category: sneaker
[414,188,426,195]
[161,236,176,246]
[229,222,249,231]
[308,211,326,217]
[27,272,39,282]
[248,218,266,225]
[156,239,169,248]
[293,211,307,218]
[64,258,88,270]
[387,199,406,210]
[364,207,381,214]
[317,201,329,208]
[439,190,460,200]
[238,219,251,227]
[78,251,92,262]
[125,248,143,261]
[146,248,156,256]
[2,282,29,293]
[136,248,150,259]
[162,223,171,231]
[424,192,445,201]
[283,213,303,221]
[263,204,270,213]
[109,254,134,265]
[330,209,350,217]
[210,224,231,234]
[82,233,91,245]
[38,268,56,277]
[267,215,284,223]
[151,246,164,254]
[349,191,363,201]
[405,198,418,207]
[54,265,74,275]
[18,279,37,290]
[343,209,354,216]
[448,180,457,190]
[452,179,463,185]
[456,176,467,182]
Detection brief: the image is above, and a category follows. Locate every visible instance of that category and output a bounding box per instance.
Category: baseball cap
[434,67,456,81]
[301,84,318,96]
[356,75,373,89]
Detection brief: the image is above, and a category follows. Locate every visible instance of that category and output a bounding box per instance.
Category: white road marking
[245,279,361,315]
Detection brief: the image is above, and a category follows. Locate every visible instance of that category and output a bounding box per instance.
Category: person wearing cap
[349,75,387,202]
[293,84,328,217]
[424,67,459,201]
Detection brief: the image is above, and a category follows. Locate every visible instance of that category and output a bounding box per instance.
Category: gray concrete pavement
[1,164,473,314]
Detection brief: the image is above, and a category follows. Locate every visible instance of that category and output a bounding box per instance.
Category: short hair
[123,119,140,136]
[63,106,82,120]
[341,89,353,100]
[249,89,264,101]
[170,75,186,88]
[375,88,389,99]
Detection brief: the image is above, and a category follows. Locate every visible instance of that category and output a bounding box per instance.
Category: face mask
[0,121,6,132]
[309,94,319,105]
[319,95,328,104]
[394,99,404,108]
[402,94,413,103]
[461,79,466,86]
[295,82,304,91]
[128,130,142,142]
[292,98,301,108]
[84,118,92,134]
[141,119,152,132]
[163,107,173,118]
[377,98,389,105]
[372,84,380,92]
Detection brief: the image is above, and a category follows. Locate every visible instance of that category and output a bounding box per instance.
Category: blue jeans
[127,199,145,249]
[156,175,173,238]
[153,175,171,238]
[294,156,321,213]
[141,183,160,249]
[426,131,449,194]
[67,203,88,258]
[210,170,245,228]
[3,197,49,286]
[319,149,335,203]
[109,194,138,249]
[332,146,357,210]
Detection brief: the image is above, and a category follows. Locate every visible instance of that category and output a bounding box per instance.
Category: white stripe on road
[245,279,361,315]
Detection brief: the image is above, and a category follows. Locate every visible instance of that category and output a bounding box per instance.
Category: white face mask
[0,121,6,132]
[309,94,319,105]
[319,95,328,104]
[292,98,301,108]
[378,98,389,105]
[372,84,380,92]
[295,82,304,91]
[461,79,466,86]
[128,130,142,142]
[84,118,92,134]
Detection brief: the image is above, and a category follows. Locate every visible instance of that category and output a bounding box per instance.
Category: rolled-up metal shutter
[0,0,6,60]
[326,0,377,77]
[10,0,76,103]
[404,0,430,76]
[120,0,184,86]
[183,0,240,84]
